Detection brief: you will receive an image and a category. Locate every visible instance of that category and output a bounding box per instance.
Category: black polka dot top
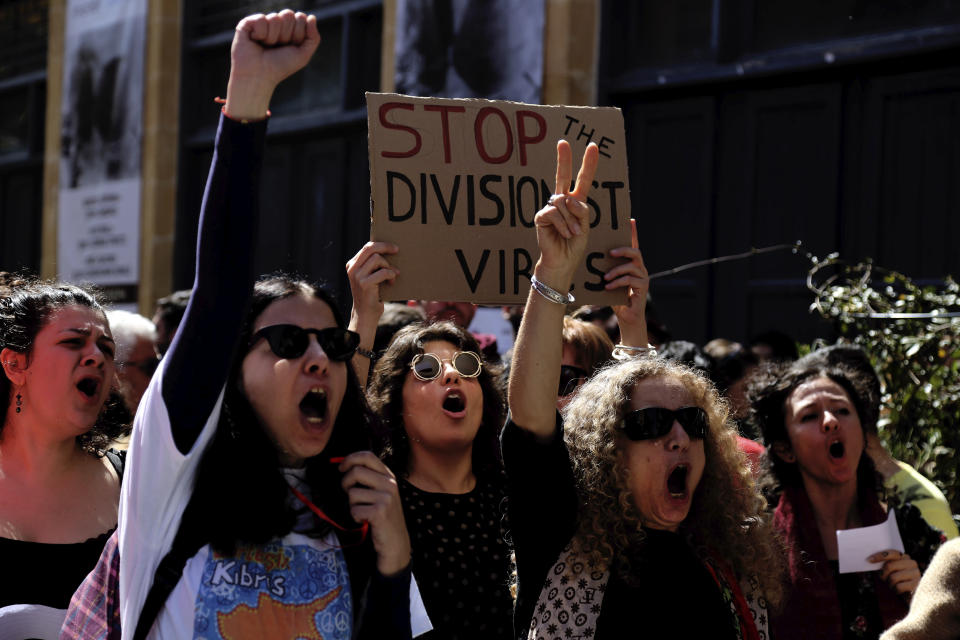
[400,474,514,640]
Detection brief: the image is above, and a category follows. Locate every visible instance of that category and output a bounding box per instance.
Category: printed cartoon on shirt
[192,539,352,640]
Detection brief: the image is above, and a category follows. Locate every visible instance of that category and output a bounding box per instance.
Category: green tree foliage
[807,254,960,512]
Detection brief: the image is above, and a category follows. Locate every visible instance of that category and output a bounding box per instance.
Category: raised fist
[225,10,320,120]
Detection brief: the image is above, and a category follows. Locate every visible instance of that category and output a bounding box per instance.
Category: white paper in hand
[836,510,905,574]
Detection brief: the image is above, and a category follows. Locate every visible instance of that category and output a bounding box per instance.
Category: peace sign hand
[533,140,599,282]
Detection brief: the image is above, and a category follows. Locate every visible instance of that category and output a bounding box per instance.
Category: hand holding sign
[347,241,400,325]
[608,219,650,347]
[346,241,399,386]
[533,140,599,286]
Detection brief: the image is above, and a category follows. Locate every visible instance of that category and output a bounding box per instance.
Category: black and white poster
[394,0,545,103]
[58,0,146,301]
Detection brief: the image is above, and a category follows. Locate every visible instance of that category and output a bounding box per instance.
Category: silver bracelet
[612,344,657,360]
[530,275,575,305]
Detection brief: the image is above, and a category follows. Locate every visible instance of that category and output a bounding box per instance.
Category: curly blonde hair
[562,356,784,608]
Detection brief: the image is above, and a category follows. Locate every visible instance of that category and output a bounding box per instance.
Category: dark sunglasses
[410,351,482,381]
[558,364,588,397]
[121,356,160,377]
[250,324,360,362]
[621,407,708,441]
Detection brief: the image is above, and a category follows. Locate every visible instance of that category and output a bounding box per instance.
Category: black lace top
[400,475,514,640]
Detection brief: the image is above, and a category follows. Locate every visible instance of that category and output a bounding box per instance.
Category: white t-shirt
[118,362,431,639]
[117,364,350,639]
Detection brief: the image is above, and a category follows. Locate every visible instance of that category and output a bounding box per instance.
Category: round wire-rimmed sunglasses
[410,351,482,381]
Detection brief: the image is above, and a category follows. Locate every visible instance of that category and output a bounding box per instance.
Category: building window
[0,0,48,274]
[177,1,383,305]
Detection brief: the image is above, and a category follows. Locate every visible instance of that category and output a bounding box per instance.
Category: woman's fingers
[339,450,394,477]
[551,194,584,236]
[348,241,399,267]
[341,465,396,494]
[346,486,389,507]
[880,554,918,579]
[555,140,572,195]
[347,242,399,279]
[337,451,411,576]
[885,562,921,595]
[571,142,599,201]
[887,568,921,594]
[869,549,903,564]
[362,267,397,289]
[353,254,396,285]
[871,551,921,595]
[604,274,647,291]
[291,11,307,43]
[534,205,573,239]
[604,248,646,279]
[277,9,296,43]
[554,140,599,201]
[263,12,282,45]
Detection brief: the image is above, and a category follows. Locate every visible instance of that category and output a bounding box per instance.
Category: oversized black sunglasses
[250,324,360,362]
[621,406,708,441]
[410,351,482,381]
[558,364,588,397]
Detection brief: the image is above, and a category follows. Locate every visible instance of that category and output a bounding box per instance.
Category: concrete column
[543,0,600,106]
[139,0,181,314]
[41,0,65,279]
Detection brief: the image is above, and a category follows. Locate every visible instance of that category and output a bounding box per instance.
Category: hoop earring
[15,393,22,414]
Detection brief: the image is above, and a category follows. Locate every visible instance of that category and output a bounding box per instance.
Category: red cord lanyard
[288,483,369,546]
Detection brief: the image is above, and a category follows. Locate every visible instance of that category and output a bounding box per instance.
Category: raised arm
[508,140,598,438]
[161,11,320,452]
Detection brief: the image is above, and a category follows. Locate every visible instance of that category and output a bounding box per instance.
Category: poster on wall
[394,0,545,104]
[58,0,147,305]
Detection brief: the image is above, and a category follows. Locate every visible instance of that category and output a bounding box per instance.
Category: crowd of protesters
[1,8,958,640]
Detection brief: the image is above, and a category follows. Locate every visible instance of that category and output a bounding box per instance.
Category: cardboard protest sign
[367,92,632,305]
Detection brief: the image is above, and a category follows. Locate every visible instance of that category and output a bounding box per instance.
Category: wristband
[355,347,377,360]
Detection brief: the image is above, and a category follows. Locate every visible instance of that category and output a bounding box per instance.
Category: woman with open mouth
[749,353,943,639]
[0,276,125,638]
[102,12,418,639]
[505,140,783,639]
[359,316,512,640]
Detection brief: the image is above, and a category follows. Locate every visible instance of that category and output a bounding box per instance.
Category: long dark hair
[748,355,880,498]
[0,276,124,453]
[181,274,376,556]
[367,321,506,480]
